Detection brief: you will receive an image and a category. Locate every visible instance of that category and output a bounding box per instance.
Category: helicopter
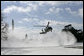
[34,22,53,34]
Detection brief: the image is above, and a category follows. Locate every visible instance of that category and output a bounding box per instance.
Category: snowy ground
[1,43,83,55]
[1,29,83,55]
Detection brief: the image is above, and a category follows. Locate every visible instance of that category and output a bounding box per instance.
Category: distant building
[25,34,28,39]
[12,19,14,31]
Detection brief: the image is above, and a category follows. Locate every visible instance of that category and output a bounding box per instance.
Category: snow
[1,27,83,55]
[1,45,83,55]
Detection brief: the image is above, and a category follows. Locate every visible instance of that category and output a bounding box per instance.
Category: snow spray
[1,27,77,47]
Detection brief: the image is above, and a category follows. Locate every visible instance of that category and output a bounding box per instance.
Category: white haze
[1,27,77,48]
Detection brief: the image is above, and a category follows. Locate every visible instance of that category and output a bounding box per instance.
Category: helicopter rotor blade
[33,25,46,27]
[56,23,65,26]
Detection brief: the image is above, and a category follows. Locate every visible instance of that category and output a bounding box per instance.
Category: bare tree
[1,13,9,40]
